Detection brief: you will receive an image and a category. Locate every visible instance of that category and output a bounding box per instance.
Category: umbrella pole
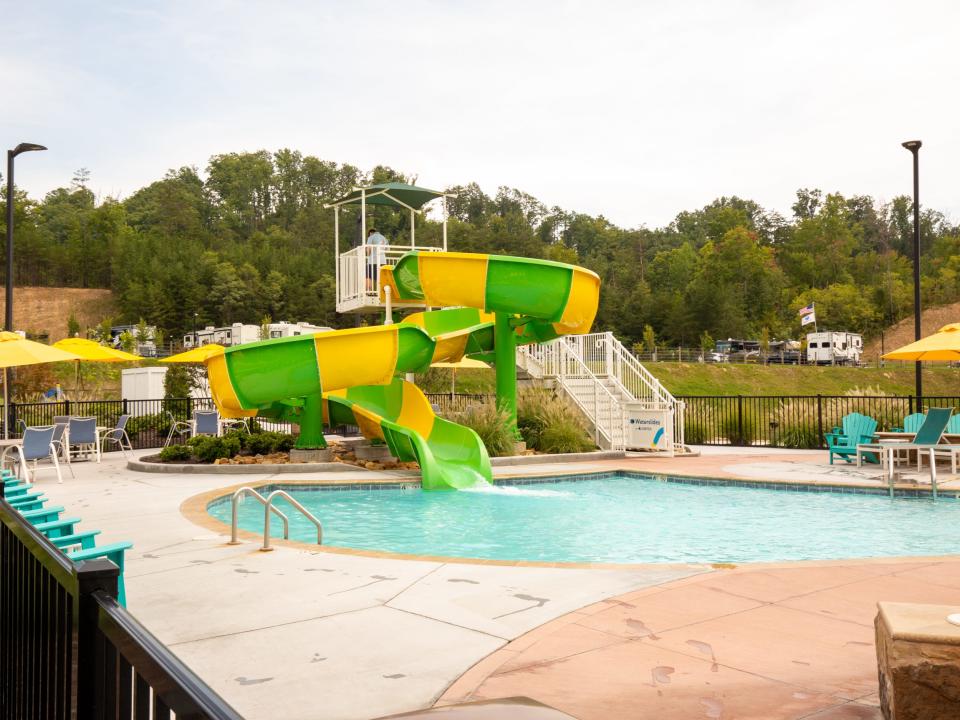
[3,368,7,440]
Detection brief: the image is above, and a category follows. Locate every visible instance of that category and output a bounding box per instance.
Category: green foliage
[720,412,755,446]
[66,312,81,338]
[158,444,192,462]
[118,331,136,353]
[452,400,516,457]
[163,365,194,399]
[187,434,241,463]
[6,152,959,348]
[517,388,594,453]
[245,431,296,455]
[126,412,172,439]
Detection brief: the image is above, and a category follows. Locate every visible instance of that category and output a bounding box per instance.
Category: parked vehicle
[806,331,862,365]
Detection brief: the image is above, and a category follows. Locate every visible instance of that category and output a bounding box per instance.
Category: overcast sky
[3,0,958,228]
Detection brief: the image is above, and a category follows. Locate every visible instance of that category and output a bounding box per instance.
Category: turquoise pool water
[209,473,960,564]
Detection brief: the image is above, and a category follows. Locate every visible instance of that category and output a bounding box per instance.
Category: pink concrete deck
[439,556,960,718]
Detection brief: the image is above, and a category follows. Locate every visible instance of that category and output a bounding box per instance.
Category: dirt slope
[863,301,960,359]
[0,287,116,342]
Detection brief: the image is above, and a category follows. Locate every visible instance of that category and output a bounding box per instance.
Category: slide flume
[206,251,600,490]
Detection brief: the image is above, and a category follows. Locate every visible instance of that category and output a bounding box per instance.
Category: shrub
[126,412,172,440]
[245,431,296,455]
[517,388,594,453]
[452,400,517,457]
[158,444,192,462]
[187,435,241,463]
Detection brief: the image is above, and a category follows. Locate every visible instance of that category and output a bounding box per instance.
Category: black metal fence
[680,394,960,448]
[6,398,300,451]
[425,392,493,415]
[11,392,955,451]
[0,493,242,719]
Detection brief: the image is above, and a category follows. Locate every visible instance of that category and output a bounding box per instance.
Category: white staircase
[518,332,686,454]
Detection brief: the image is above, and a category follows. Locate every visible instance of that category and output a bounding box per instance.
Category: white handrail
[528,339,626,450]
[263,490,323,551]
[229,487,289,546]
[228,486,323,551]
[519,330,686,453]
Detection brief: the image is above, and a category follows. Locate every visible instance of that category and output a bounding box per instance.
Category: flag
[801,312,816,326]
[798,303,814,316]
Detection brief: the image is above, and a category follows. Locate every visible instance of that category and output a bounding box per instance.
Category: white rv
[805,331,863,365]
[265,321,332,339]
[183,323,261,348]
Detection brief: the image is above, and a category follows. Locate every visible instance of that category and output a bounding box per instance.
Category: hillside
[0,287,116,341]
[863,302,960,360]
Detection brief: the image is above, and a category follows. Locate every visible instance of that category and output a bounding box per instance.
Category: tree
[66,312,81,338]
[164,365,193,399]
[642,325,657,362]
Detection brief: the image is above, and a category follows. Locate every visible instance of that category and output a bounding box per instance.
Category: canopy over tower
[326,182,457,314]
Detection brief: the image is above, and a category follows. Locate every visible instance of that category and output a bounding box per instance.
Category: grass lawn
[417,363,959,397]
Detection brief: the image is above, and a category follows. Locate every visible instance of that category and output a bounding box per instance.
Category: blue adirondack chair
[825,412,878,464]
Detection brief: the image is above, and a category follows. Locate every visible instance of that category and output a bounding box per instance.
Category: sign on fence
[626,404,673,451]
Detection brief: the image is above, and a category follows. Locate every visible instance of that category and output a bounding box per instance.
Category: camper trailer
[805,331,862,365]
[183,323,261,348]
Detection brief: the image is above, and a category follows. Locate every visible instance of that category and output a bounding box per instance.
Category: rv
[183,323,261,348]
[264,321,332,339]
[805,331,862,366]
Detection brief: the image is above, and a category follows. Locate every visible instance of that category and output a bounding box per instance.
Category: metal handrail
[228,486,290,546]
[263,490,323,551]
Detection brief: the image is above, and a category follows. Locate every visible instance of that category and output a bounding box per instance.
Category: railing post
[817,394,824,446]
[737,395,744,445]
[908,395,914,415]
[76,558,121,720]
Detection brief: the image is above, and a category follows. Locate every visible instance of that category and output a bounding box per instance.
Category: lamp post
[902,140,922,402]
[6,143,47,332]
[4,143,46,438]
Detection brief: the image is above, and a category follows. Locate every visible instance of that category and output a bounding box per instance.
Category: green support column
[295,391,327,449]
[494,312,520,438]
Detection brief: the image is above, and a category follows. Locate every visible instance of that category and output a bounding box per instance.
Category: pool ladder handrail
[228,486,323,551]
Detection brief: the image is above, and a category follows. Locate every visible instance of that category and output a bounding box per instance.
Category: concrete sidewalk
[27,452,705,720]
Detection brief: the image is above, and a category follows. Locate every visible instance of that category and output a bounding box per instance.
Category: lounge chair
[193,410,220,437]
[68,417,101,462]
[12,426,65,483]
[101,414,133,455]
[873,408,954,492]
[165,411,193,448]
[825,412,878,464]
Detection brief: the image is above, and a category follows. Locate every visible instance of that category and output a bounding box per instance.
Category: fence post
[909,395,914,415]
[122,398,128,415]
[737,395,743,444]
[76,558,121,720]
[817,394,824,445]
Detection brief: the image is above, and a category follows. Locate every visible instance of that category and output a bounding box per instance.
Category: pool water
[209,473,960,564]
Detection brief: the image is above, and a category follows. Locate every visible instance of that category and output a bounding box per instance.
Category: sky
[2,0,958,228]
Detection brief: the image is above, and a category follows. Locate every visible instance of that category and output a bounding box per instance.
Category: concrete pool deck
[17,446,960,719]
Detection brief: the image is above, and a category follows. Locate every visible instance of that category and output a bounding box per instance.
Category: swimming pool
[208,472,960,564]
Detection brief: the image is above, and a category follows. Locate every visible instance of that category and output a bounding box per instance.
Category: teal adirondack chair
[892,413,925,433]
[947,415,960,434]
[825,412,878,464]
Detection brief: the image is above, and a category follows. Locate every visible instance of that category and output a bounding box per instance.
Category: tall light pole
[4,142,47,438]
[6,143,47,331]
[902,140,922,402]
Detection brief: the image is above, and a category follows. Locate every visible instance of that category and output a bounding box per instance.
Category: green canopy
[325,182,450,211]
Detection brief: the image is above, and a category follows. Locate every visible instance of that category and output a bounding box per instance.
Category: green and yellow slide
[206,251,599,490]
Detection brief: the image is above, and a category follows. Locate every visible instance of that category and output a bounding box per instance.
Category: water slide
[206,251,600,490]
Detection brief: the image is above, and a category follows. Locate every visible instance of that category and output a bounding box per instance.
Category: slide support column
[494,312,520,438]
[296,392,327,449]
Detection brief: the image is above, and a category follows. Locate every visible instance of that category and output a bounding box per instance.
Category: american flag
[798,303,814,316]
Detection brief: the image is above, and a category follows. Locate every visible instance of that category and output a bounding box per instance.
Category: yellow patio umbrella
[430,357,491,398]
[52,337,141,391]
[0,332,82,438]
[882,324,960,361]
[159,344,225,363]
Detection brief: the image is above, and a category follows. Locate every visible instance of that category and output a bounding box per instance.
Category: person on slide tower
[366,227,387,291]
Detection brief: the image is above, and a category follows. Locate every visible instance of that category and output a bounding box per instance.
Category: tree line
[1,150,958,346]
